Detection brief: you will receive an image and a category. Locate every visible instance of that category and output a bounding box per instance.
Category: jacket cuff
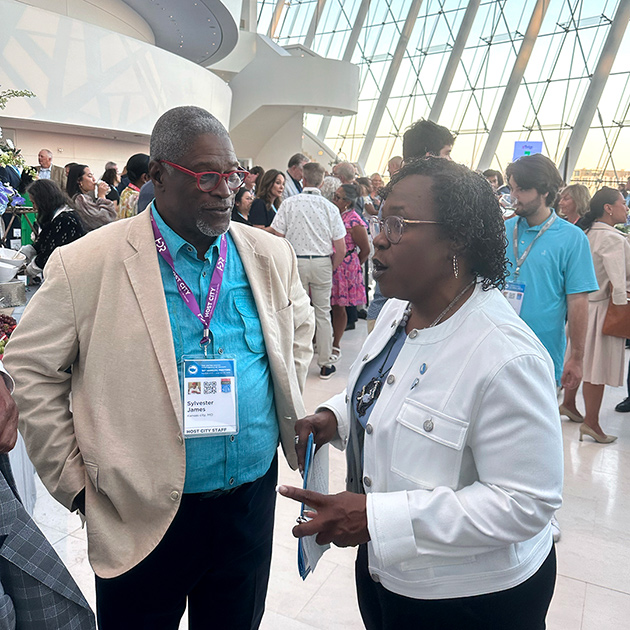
[367,491,417,568]
[317,390,349,450]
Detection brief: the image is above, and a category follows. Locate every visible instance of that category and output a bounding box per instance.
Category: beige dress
[582,223,630,386]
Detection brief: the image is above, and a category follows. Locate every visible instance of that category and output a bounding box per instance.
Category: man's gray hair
[39,149,53,158]
[334,161,356,183]
[150,106,229,163]
[302,162,325,188]
[288,153,309,168]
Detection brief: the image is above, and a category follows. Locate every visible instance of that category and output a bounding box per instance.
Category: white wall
[14,0,155,44]
[0,0,232,137]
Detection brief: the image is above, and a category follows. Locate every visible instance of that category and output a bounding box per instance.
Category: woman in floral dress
[331,184,370,356]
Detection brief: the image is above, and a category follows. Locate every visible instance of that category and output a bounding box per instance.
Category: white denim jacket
[322,284,563,600]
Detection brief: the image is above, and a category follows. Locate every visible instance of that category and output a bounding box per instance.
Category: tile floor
[27,319,630,629]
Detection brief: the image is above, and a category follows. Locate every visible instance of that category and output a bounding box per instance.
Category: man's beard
[196,214,230,238]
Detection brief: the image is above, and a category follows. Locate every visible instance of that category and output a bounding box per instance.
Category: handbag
[602,287,630,338]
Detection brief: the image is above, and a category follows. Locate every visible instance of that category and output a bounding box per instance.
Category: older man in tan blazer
[5,106,314,630]
[34,149,67,190]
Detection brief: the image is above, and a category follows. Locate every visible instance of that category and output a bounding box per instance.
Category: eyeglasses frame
[369,215,442,244]
[159,160,248,193]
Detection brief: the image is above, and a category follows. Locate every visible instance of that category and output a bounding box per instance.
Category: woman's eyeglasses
[369,215,442,244]
[333,193,347,202]
[160,160,248,193]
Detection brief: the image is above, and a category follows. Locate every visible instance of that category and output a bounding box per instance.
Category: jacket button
[386,374,395,385]
[177,435,184,445]
[390,320,397,328]
[363,476,372,487]
[423,419,434,432]
[345,394,349,404]
[170,491,180,501]
[409,330,418,339]
[365,424,373,435]
[362,354,369,362]
[371,573,380,583]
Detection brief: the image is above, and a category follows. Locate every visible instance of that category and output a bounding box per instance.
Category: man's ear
[149,160,163,187]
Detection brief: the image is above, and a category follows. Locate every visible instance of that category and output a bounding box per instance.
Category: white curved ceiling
[122,0,238,65]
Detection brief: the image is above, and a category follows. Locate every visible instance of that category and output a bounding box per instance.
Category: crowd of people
[0,108,628,629]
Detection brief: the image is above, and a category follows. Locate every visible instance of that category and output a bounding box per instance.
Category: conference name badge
[182,356,238,437]
[502,281,526,316]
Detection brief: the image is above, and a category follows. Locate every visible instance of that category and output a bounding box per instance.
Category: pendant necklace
[355,279,476,418]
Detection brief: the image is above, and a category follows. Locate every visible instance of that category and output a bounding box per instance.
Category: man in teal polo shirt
[504,154,597,542]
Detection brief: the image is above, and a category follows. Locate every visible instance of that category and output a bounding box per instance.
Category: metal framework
[259,0,630,182]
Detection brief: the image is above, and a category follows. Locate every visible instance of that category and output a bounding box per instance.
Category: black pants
[355,543,556,630]
[96,455,278,630]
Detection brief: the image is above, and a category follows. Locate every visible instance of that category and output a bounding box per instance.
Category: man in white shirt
[271,163,346,379]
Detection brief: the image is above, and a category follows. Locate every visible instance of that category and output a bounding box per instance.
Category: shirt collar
[302,187,322,196]
[519,209,557,232]
[151,202,220,262]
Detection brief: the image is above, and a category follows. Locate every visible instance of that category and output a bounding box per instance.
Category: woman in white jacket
[279,158,563,629]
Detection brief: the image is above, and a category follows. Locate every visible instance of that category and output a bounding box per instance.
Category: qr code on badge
[204,381,217,395]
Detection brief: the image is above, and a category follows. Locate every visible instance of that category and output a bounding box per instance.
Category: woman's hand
[277,486,369,547]
[295,409,338,473]
[96,181,109,199]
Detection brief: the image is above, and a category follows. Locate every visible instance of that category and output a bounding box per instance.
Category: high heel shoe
[579,424,617,444]
[559,404,583,423]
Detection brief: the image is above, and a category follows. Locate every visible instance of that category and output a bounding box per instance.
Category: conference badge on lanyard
[502,281,526,316]
[182,356,239,437]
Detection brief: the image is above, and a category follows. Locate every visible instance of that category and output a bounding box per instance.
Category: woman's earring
[452,255,459,278]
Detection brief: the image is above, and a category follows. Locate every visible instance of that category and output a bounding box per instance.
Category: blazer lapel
[123,211,182,426]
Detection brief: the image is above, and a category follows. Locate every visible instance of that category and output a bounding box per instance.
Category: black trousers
[96,455,278,630]
[355,543,556,630]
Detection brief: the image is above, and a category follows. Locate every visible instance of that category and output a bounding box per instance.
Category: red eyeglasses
[160,160,248,193]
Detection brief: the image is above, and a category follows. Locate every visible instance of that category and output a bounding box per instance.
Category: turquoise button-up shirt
[152,205,278,493]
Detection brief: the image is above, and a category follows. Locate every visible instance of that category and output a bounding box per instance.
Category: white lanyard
[512,212,557,280]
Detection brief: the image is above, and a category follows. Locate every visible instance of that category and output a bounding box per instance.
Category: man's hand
[561,356,582,390]
[295,410,338,473]
[0,378,18,453]
[277,486,369,547]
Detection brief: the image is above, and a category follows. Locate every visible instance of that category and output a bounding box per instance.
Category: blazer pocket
[391,400,468,490]
[84,461,99,493]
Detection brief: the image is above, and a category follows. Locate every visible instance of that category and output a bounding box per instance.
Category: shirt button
[521,240,525,244]
[230,435,235,442]
[177,435,184,445]
[423,419,434,432]
[218,348,224,354]
[363,476,372,488]
[229,477,235,486]
[409,330,418,339]
[365,423,373,435]
[187,246,194,253]
[202,271,207,277]
[386,374,395,385]
[170,490,180,501]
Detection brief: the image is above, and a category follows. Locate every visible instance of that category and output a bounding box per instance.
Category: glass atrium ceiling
[257,0,630,184]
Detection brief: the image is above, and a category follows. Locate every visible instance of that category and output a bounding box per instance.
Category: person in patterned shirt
[118,153,150,220]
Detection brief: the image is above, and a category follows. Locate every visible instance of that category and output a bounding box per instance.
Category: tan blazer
[35,164,67,190]
[4,210,314,578]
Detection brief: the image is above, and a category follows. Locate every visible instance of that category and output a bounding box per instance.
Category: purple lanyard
[151,213,227,350]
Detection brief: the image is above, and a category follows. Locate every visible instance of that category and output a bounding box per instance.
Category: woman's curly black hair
[382,157,508,290]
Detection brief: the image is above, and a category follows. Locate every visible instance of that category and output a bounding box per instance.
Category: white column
[304,0,328,49]
[428,0,481,123]
[267,0,285,38]
[559,0,630,180]
[317,0,372,140]
[476,0,551,171]
[357,0,425,170]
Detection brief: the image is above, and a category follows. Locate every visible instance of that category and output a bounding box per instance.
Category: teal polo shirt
[504,211,598,384]
[151,205,278,493]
